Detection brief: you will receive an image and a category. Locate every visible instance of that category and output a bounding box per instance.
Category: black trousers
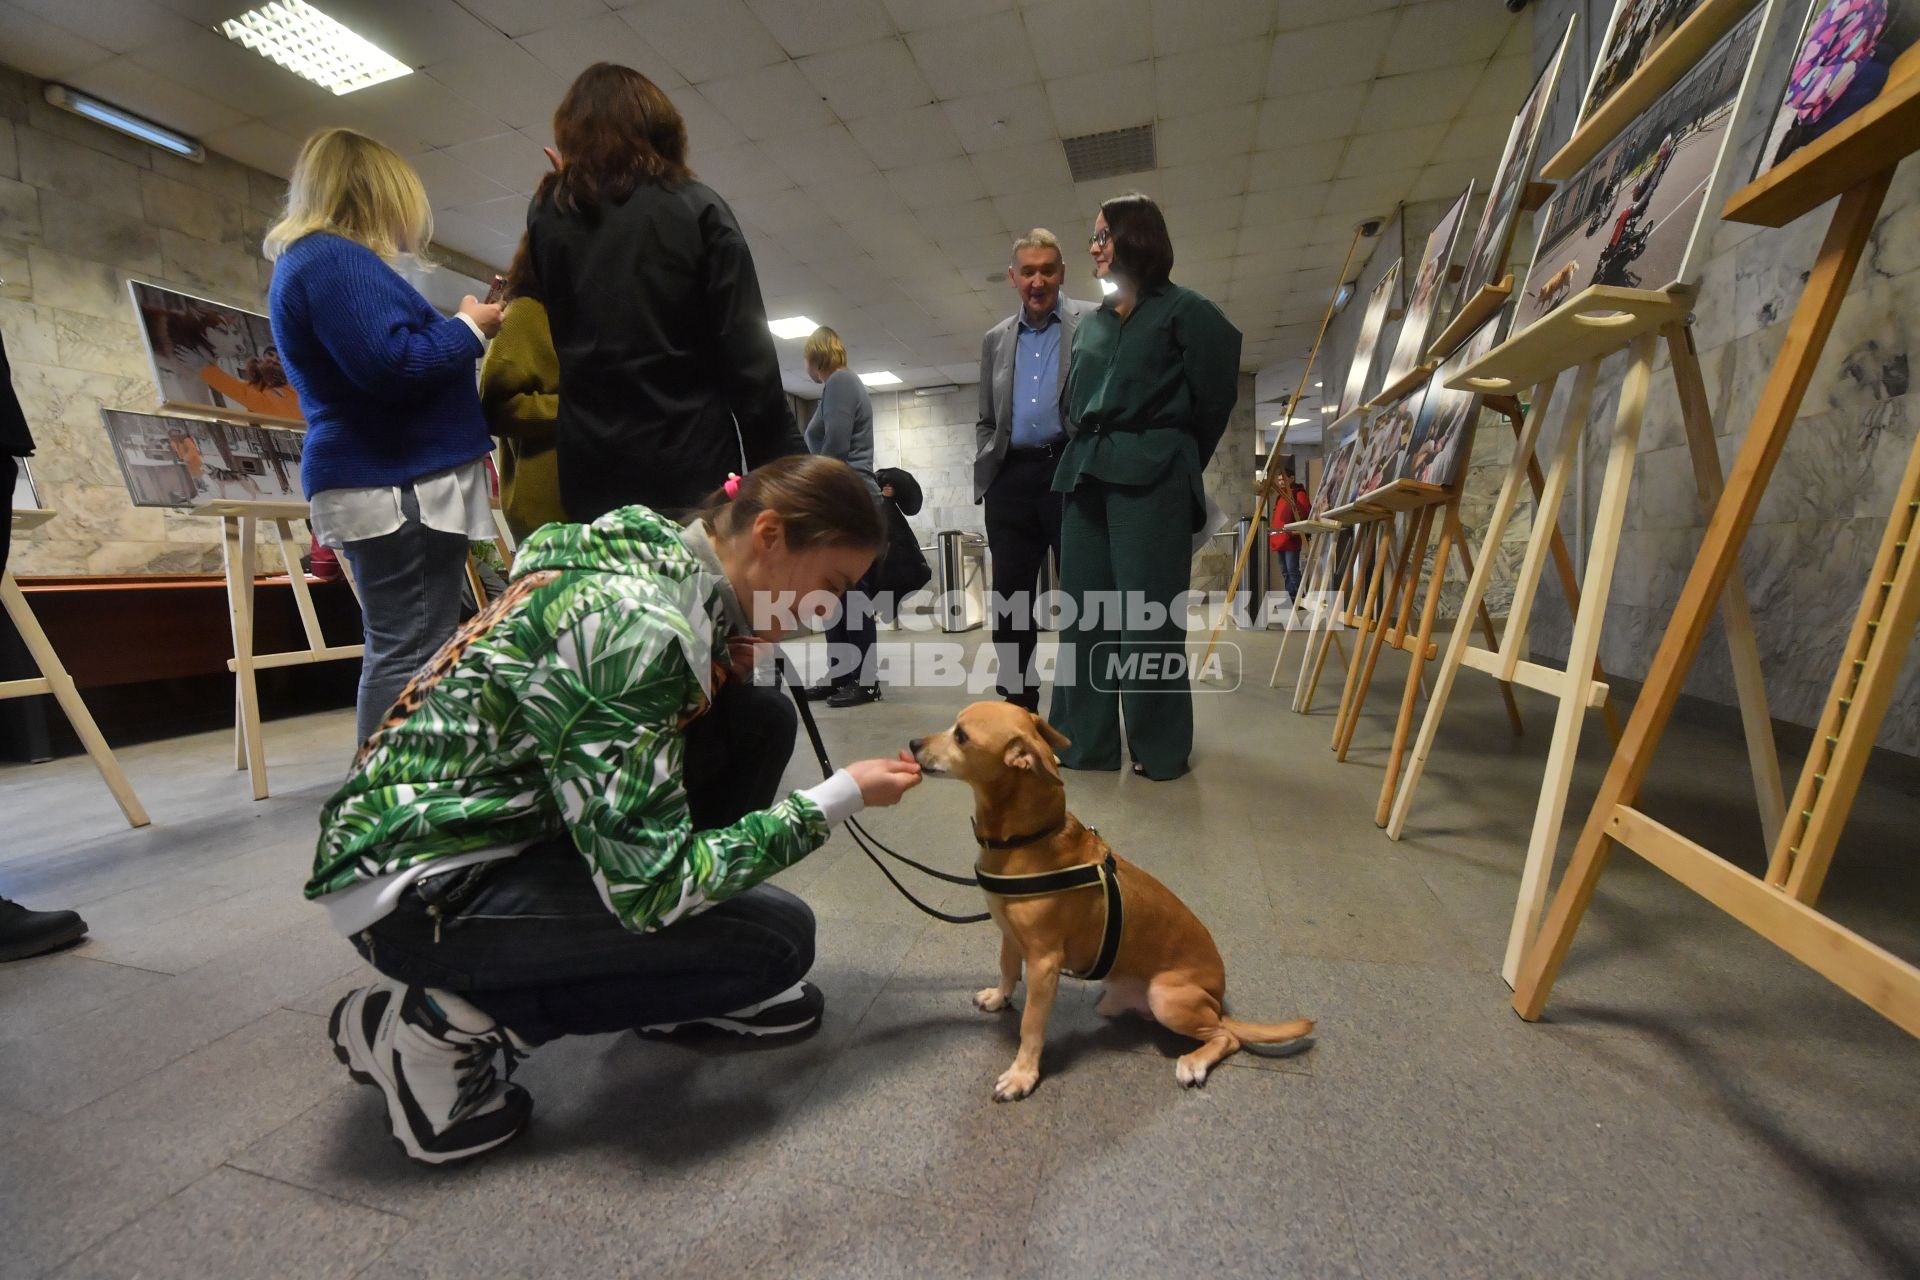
[983,448,1065,710]
[357,680,814,1045]
[824,566,878,688]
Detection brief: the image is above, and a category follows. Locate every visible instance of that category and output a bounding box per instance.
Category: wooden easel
[1382,286,1786,986]
[214,501,362,801]
[1292,501,1384,713]
[1,508,149,827]
[1268,518,1344,688]
[1515,62,1920,1035]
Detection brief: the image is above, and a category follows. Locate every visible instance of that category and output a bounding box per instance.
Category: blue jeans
[1278,548,1302,597]
[339,489,471,745]
[355,680,814,1045]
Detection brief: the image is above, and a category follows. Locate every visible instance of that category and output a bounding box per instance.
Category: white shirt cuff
[454,312,488,347]
[798,769,864,826]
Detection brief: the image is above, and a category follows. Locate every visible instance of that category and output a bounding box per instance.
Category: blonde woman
[802,326,884,707]
[266,128,503,745]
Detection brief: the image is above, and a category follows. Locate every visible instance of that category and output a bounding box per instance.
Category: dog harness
[971,819,1124,982]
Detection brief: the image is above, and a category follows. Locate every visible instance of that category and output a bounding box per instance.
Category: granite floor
[1,627,1917,1279]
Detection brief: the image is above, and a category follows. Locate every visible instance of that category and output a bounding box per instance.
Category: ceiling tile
[920,198,1005,244]
[1155,103,1257,168]
[888,155,987,211]
[1320,167,1417,218]
[444,132,554,191]
[838,209,937,259]
[848,104,964,168]
[747,0,894,57]
[807,171,908,223]
[701,60,836,140]
[1023,0,1151,79]
[1150,156,1249,203]
[991,187,1074,233]
[943,84,1055,154]
[412,149,517,208]
[1046,60,1155,137]
[65,57,246,137]
[126,28,325,119]
[1178,227,1240,263]
[1254,82,1368,149]
[975,140,1073,196]
[619,0,785,83]
[881,0,1012,31]
[796,38,934,121]
[431,208,514,262]
[695,141,799,199]
[1154,41,1267,114]
[1379,0,1514,78]
[203,120,304,178]
[425,42,570,134]
[458,0,613,39]
[0,5,110,79]
[1162,193,1244,235]
[453,193,536,237]
[1406,161,1483,204]
[906,10,1038,99]
[1355,66,1476,135]
[1245,140,1346,192]
[312,0,505,64]
[518,14,686,89]
[10,0,198,55]
[1151,0,1274,56]
[769,124,876,187]
[1434,112,1514,165]
[1264,11,1394,95]
[1337,122,1446,177]
[1462,54,1535,118]
[672,87,748,152]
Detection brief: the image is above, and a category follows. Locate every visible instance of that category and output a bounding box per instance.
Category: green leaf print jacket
[306,506,833,935]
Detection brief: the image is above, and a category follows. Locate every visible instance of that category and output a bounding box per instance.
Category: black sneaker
[329,981,533,1166]
[636,980,825,1040]
[0,898,88,962]
[825,683,881,708]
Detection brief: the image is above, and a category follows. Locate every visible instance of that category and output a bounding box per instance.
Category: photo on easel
[1318,433,1360,511]
[1517,5,1770,327]
[101,409,304,509]
[1459,18,1579,298]
[1352,396,1419,498]
[9,457,38,512]
[1585,0,1723,118]
[1339,259,1401,417]
[128,281,304,426]
[1384,184,1473,382]
[1401,320,1504,488]
[1753,0,1920,178]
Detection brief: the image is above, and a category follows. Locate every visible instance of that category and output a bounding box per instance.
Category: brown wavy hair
[692,455,885,553]
[548,63,693,214]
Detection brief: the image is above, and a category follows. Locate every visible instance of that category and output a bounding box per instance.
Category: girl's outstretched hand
[848,757,921,807]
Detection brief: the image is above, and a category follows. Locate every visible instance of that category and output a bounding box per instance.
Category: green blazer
[1053,281,1242,528]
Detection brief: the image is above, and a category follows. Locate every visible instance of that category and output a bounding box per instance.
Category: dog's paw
[992,1066,1039,1101]
[973,987,1011,1012]
[1174,1056,1211,1088]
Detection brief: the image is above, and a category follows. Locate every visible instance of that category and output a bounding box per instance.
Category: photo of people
[1384,184,1474,383]
[1459,19,1579,299]
[1517,6,1767,327]
[1339,259,1401,417]
[1350,396,1419,500]
[1402,321,1504,488]
[1583,0,1710,119]
[128,281,304,425]
[1318,434,1359,511]
[1754,0,1920,177]
[101,409,304,509]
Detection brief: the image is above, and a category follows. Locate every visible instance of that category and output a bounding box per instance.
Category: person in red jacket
[1268,473,1310,599]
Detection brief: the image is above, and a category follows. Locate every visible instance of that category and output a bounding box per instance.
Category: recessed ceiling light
[221,1,412,96]
[859,371,903,387]
[767,315,817,340]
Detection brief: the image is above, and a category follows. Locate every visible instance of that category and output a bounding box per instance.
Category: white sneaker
[636,980,825,1039]
[329,982,532,1166]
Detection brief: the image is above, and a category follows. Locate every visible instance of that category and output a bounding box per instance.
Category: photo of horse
[1385,184,1473,382]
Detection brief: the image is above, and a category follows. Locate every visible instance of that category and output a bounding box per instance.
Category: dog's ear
[1003,733,1062,784]
[1029,713,1072,751]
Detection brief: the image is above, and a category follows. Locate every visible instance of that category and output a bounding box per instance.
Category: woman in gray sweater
[803,327,883,707]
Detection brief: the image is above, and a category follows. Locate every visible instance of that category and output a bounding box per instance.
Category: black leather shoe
[825,683,881,708]
[796,681,836,702]
[0,898,88,962]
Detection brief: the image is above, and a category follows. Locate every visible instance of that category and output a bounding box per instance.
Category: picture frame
[1339,259,1402,418]
[1383,184,1474,387]
[127,280,303,427]
[1516,3,1776,328]
[1752,0,1920,180]
[1400,320,1505,489]
[1583,0,1716,120]
[1351,395,1421,499]
[1317,433,1359,511]
[100,409,305,510]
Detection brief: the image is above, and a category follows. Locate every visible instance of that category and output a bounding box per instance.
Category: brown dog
[909,702,1314,1101]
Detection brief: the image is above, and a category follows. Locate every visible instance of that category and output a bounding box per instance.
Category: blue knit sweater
[269,232,491,497]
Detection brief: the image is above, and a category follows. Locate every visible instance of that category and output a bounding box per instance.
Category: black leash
[777,661,990,925]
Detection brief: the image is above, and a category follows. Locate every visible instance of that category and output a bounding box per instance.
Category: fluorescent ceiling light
[1271,417,1314,427]
[221,2,412,96]
[43,85,203,160]
[1313,381,1323,387]
[1099,278,1118,295]
[767,315,817,340]
[859,371,903,387]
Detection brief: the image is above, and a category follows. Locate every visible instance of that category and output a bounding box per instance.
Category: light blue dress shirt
[1010,306,1066,448]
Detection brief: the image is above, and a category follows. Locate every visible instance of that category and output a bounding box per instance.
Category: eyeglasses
[1090,228,1111,248]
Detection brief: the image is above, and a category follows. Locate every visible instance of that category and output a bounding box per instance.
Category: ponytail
[692,454,885,553]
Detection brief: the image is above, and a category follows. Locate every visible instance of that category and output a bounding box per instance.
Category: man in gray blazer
[975,228,1096,711]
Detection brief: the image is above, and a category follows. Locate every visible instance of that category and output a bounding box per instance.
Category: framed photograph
[9,457,38,511]
[1458,17,1580,299]
[128,280,303,426]
[1584,0,1715,119]
[1352,396,1421,498]
[1339,259,1402,418]
[100,409,304,510]
[1516,4,1772,327]
[1753,0,1920,178]
[1401,320,1505,488]
[1384,184,1474,385]
[1317,434,1359,511]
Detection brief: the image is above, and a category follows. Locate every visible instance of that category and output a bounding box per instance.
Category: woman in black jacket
[527,63,804,521]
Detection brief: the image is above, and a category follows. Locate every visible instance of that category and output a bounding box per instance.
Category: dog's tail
[1221,1015,1314,1045]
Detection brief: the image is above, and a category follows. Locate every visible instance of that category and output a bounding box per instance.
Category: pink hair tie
[723,473,742,500]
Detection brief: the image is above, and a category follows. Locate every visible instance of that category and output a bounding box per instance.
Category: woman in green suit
[1049,193,1241,780]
